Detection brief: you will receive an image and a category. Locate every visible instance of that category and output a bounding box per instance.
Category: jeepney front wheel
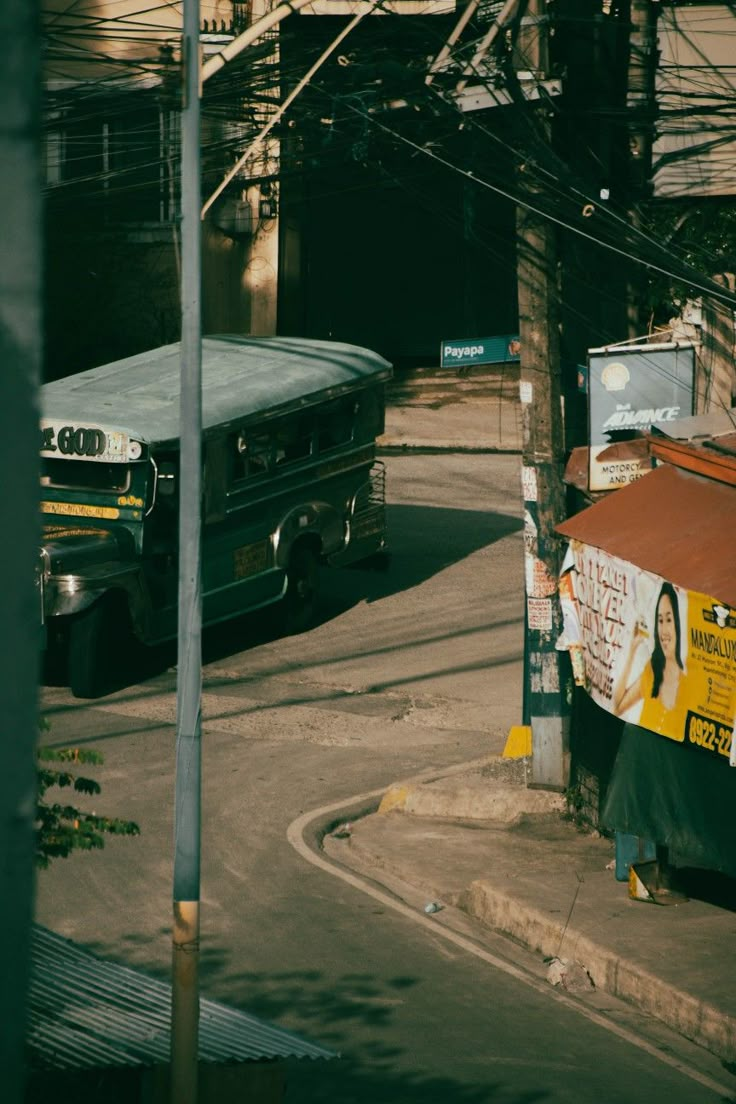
[283,544,320,635]
[68,592,127,699]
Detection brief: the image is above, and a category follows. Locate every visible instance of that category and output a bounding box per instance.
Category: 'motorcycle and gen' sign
[441,335,521,369]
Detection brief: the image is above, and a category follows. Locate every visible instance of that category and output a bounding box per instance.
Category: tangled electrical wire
[41,0,736,319]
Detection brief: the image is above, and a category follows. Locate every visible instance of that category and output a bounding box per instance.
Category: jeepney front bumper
[36,549,48,645]
[38,527,138,621]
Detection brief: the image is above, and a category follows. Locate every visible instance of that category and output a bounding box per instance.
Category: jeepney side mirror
[158,461,177,497]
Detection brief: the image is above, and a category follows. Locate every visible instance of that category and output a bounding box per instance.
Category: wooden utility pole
[625,0,658,337]
[517,0,569,789]
[0,1,42,1100]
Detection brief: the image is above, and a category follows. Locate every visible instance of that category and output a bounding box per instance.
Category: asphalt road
[35,454,731,1102]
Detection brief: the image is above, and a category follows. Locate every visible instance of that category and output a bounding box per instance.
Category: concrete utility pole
[516,0,569,789]
[171,1,203,1101]
[0,1,42,1101]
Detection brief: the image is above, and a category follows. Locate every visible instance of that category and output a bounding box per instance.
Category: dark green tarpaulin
[602,723,736,877]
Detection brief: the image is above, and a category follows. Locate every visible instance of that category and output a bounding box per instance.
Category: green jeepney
[39,335,391,697]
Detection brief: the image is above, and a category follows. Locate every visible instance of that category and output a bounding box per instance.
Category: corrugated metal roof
[651,408,736,441]
[648,434,736,486]
[648,408,736,485]
[27,926,336,1072]
[557,463,736,608]
[41,335,392,447]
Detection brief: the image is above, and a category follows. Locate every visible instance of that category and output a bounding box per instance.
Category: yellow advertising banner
[563,539,736,762]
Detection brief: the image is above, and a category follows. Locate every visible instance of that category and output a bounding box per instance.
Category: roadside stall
[556,414,736,882]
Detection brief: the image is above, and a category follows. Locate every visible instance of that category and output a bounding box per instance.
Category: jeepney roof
[41,336,392,446]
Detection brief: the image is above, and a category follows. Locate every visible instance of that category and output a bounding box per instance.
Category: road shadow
[200,501,521,668]
[327,501,521,610]
[40,501,521,699]
[69,932,550,1104]
[281,1059,552,1104]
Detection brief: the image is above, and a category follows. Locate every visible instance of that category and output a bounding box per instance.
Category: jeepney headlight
[128,440,143,460]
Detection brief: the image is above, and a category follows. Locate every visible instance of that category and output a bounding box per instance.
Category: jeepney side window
[204,438,227,523]
[317,397,355,454]
[273,414,314,466]
[230,429,272,483]
[354,387,384,440]
[150,452,178,533]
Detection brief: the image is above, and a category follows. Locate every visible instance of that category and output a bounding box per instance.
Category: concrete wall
[44,1,232,79]
[654,3,736,198]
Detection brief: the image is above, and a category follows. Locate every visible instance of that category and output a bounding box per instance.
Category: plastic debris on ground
[545,956,595,992]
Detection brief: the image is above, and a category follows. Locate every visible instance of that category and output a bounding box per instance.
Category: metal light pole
[168,3,392,1094]
[171,0,202,1100]
[170,3,347,1094]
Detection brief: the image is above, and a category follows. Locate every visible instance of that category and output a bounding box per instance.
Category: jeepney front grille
[349,461,387,544]
[367,461,386,509]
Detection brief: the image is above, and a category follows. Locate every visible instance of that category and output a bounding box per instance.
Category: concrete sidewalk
[325,757,736,1067]
[370,378,736,1065]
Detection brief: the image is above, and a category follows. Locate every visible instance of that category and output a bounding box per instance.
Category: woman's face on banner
[657,593,677,659]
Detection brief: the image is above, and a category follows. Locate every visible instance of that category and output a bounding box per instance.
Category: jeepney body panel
[39,336,391,661]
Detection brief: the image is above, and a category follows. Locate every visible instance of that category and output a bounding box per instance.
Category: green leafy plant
[36,744,140,868]
[641,199,736,326]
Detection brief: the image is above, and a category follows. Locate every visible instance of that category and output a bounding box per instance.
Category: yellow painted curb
[502,725,531,759]
[378,784,411,814]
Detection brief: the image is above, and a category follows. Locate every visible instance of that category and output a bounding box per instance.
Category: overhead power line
[42,1,736,309]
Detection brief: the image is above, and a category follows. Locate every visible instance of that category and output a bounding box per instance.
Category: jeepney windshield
[41,458,132,494]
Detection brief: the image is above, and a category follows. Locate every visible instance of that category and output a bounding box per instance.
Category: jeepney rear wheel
[283,544,320,635]
[68,592,126,699]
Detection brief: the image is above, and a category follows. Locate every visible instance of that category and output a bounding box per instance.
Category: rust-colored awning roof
[557,463,736,607]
